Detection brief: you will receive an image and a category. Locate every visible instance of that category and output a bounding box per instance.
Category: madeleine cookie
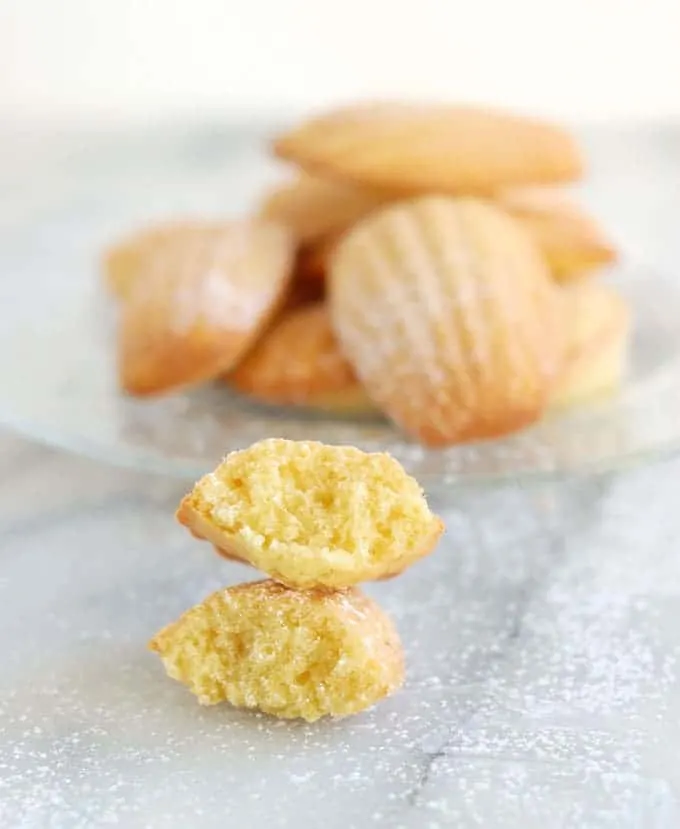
[330,196,564,446]
[104,220,201,299]
[273,103,583,193]
[227,303,377,414]
[552,281,630,408]
[118,220,295,397]
[176,438,443,589]
[259,174,389,244]
[499,190,618,281]
[149,580,404,721]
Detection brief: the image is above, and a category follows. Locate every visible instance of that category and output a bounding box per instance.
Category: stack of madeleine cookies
[106,101,629,447]
[150,438,443,721]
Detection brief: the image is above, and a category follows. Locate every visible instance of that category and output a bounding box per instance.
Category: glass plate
[1,125,679,490]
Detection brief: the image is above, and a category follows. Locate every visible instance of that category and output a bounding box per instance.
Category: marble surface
[2,123,680,828]
[1,431,680,828]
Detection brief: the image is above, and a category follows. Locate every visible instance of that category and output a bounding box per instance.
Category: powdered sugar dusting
[330,198,561,444]
[166,222,293,335]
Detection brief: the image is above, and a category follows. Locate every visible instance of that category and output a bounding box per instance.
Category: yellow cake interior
[150,581,403,721]
[194,439,438,567]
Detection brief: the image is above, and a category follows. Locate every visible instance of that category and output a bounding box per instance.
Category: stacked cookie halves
[150,438,443,722]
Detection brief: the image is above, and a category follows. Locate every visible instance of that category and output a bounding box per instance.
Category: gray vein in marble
[398,519,580,813]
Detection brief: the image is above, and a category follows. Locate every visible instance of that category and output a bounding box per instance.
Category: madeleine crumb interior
[149,580,404,721]
[176,438,443,589]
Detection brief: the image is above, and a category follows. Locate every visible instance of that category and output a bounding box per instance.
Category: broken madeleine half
[176,438,443,589]
[149,579,405,721]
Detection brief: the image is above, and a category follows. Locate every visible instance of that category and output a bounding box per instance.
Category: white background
[1,0,679,126]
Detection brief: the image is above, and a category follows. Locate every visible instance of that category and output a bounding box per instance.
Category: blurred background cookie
[552,281,630,408]
[499,189,618,281]
[226,302,377,415]
[258,174,389,244]
[274,102,583,193]
[330,196,565,446]
[118,220,295,396]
